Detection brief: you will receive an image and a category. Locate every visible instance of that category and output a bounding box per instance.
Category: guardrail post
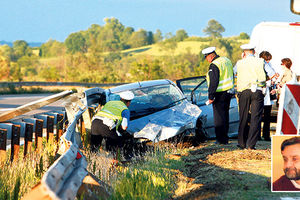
[47,116,54,143]
[79,116,86,145]
[24,123,33,156]
[0,123,20,161]
[56,113,64,142]
[24,118,44,153]
[11,124,20,162]
[0,128,7,162]
[35,119,43,153]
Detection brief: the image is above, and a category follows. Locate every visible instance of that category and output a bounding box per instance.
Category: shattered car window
[107,84,186,119]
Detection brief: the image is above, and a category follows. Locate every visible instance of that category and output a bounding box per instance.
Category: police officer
[235,44,266,150]
[202,47,234,144]
[90,90,134,155]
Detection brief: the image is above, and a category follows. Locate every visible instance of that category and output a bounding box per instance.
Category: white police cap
[240,43,256,50]
[201,47,216,55]
[119,91,134,100]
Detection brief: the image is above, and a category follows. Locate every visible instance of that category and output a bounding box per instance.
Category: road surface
[0,93,66,117]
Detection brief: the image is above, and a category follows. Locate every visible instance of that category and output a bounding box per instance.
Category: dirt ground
[168,139,272,200]
[166,127,300,200]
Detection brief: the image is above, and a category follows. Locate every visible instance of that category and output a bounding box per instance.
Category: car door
[176,76,239,138]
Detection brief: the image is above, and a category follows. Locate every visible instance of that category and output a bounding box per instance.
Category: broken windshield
[108,84,185,119]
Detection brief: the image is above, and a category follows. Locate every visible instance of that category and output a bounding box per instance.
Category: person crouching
[90,90,134,159]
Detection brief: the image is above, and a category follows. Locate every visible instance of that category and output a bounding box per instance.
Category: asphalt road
[0,93,65,117]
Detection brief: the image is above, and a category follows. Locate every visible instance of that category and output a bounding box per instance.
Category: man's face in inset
[282,144,300,180]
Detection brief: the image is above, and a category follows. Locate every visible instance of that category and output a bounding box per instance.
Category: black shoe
[247,147,256,150]
[237,144,245,149]
[264,137,271,141]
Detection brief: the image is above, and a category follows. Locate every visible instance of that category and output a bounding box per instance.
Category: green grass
[85,145,184,200]
[0,139,57,200]
[121,41,208,57]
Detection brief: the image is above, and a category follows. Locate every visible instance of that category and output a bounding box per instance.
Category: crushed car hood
[127,100,202,142]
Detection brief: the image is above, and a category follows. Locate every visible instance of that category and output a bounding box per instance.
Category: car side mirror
[291,0,300,14]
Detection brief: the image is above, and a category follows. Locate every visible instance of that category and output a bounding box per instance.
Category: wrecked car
[103,79,204,143]
[86,77,239,143]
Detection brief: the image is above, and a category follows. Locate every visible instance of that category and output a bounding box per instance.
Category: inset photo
[272,135,300,192]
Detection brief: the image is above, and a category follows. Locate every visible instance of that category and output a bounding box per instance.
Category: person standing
[276,58,296,107]
[259,51,278,141]
[202,46,234,144]
[235,44,266,150]
[90,90,134,158]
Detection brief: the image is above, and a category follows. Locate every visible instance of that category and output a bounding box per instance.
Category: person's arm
[121,109,130,130]
[264,62,276,79]
[208,64,220,102]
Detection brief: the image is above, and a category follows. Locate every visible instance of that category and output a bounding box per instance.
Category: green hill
[122,41,208,56]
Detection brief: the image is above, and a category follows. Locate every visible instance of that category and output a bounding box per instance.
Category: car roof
[107,79,175,94]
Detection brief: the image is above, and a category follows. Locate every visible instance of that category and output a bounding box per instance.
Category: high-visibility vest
[207,56,234,92]
[95,100,128,129]
[236,56,266,92]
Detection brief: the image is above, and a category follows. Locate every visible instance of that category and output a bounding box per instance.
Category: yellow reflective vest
[235,55,266,92]
[95,100,128,129]
[207,56,234,92]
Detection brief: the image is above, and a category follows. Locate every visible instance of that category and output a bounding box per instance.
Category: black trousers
[90,119,124,152]
[262,105,272,139]
[238,89,264,149]
[212,91,232,144]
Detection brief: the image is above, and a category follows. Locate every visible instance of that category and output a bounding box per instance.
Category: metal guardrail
[0,90,73,123]
[0,81,125,88]
[22,87,108,200]
[0,91,71,161]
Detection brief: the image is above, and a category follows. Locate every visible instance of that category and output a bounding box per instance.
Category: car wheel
[194,117,208,145]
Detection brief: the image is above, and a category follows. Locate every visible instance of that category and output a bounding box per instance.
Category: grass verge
[0,139,57,200]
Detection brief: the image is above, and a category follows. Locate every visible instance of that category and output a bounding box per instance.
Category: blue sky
[1,0,300,43]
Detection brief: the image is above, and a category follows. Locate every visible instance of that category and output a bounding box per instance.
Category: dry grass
[168,139,300,200]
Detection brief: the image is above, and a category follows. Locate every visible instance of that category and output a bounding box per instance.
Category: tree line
[0,18,249,83]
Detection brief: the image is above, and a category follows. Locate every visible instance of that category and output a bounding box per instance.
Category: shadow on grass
[122,47,151,56]
[168,142,300,200]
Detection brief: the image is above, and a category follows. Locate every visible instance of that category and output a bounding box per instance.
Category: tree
[17,55,38,78]
[40,66,59,81]
[99,17,125,51]
[175,29,188,42]
[0,56,10,80]
[65,32,87,54]
[147,31,154,45]
[12,40,31,61]
[121,27,134,49]
[153,29,163,43]
[129,59,165,81]
[239,32,250,39]
[128,29,149,48]
[203,19,225,38]
[40,39,65,57]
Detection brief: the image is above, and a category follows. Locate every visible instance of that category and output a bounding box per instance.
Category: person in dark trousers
[273,137,300,191]
[259,51,278,141]
[234,44,266,150]
[202,46,234,144]
[90,90,134,159]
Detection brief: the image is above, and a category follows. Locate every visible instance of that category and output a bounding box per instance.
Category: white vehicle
[250,21,300,78]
